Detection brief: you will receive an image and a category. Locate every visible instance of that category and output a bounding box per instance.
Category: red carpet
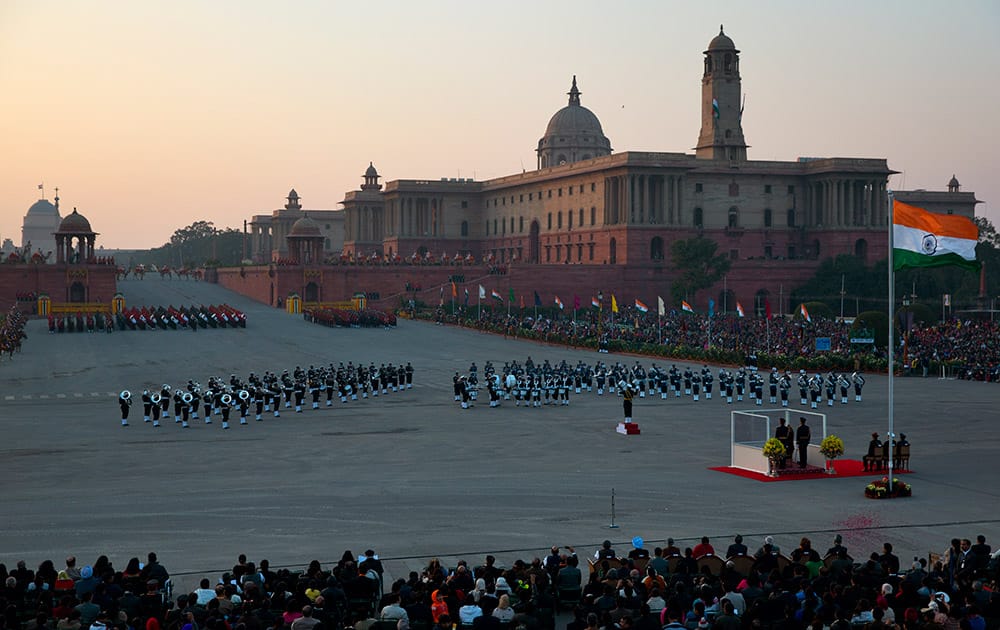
[709,459,913,482]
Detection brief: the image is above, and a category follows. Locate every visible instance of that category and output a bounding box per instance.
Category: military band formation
[118,362,414,428]
[451,358,866,411]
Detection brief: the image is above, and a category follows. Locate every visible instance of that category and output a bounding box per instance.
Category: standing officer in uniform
[775,417,793,469]
[796,417,812,468]
[621,381,635,423]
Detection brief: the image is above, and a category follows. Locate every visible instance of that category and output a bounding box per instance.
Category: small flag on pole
[799,303,811,322]
[478,285,486,299]
[555,296,564,310]
[657,296,665,316]
[765,298,773,320]
[520,294,525,309]
[943,294,951,307]
[534,291,542,307]
[464,288,469,305]
[681,300,694,313]
[635,299,649,313]
[451,281,457,298]
[592,296,600,308]
[736,301,746,318]
[708,299,715,318]
[611,295,619,313]
[491,289,502,301]
[508,287,515,303]
[38,184,44,190]
[573,295,580,310]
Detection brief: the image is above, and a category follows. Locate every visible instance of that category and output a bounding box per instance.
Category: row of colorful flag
[442,283,825,320]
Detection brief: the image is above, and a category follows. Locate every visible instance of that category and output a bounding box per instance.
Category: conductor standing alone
[796,417,811,467]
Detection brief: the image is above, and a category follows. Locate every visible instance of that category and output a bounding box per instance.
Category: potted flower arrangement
[865,476,912,499]
[762,437,787,476]
[819,434,845,474]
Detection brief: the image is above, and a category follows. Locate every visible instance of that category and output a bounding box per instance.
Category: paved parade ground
[2,277,998,592]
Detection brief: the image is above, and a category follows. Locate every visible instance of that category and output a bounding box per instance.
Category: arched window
[557,154,567,165]
[724,53,732,72]
[855,238,868,262]
[694,207,704,228]
[650,236,664,261]
[764,208,772,228]
[718,289,735,314]
[461,220,469,237]
[728,207,739,228]
[786,208,796,227]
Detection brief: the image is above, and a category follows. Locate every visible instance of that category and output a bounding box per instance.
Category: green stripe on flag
[893,249,980,272]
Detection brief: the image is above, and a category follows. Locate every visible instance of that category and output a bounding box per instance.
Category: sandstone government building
[231,27,979,314]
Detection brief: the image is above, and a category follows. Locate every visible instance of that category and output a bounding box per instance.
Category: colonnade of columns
[603,174,684,226]
[805,179,886,228]
[383,197,444,238]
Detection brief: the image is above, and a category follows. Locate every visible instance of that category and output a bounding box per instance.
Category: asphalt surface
[2,276,998,593]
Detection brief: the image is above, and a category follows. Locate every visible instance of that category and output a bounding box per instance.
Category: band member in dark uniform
[769,368,779,404]
[141,390,152,423]
[220,393,232,429]
[779,372,791,408]
[254,386,265,421]
[119,391,131,427]
[150,392,162,427]
[774,418,793,469]
[853,371,866,402]
[797,370,809,405]
[839,373,851,404]
[796,417,812,468]
[703,366,713,400]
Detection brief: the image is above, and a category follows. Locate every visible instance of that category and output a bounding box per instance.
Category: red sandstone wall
[0,265,117,313]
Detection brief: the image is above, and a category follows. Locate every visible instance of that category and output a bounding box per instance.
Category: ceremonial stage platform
[1,276,997,593]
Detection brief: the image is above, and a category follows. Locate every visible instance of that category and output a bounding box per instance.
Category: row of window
[693,183,796,195]
[489,183,599,208]
[484,208,600,236]
[693,207,797,229]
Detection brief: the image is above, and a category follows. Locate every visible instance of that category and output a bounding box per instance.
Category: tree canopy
[670,236,732,304]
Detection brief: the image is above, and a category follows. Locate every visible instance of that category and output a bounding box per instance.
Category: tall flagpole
[887,191,895,484]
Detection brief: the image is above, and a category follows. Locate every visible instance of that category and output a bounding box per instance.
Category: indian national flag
[893,200,979,271]
[591,296,600,308]
[554,296,564,310]
[735,301,746,318]
[712,98,720,119]
[681,301,694,313]
[491,289,502,301]
[799,303,811,322]
[635,299,649,313]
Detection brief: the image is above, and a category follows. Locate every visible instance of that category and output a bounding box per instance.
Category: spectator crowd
[2,533,998,630]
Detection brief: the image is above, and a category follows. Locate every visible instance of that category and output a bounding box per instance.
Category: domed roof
[544,76,606,137]
[948,174,960,188]
[27,199,59,217]
[57,208,93,233]
[365,162,379,177]
[288,215,321,237]
[708,25,736,51]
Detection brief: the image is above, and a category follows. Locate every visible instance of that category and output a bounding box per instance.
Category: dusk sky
[2,0,998,250]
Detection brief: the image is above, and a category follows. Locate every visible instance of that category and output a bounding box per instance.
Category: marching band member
[839,373,851,404]
[853,371,866,402]
[141,389,152,423]
[238,390,250,424]
[769,367,779,404]
[683,367,693,396]
[119,390,131,427]
[621,381,635,423]
[735,368,746,402]
[752,372,764,406]
[150,391,161,427]
[180,391,192,428]
[219,392,232,429]
[797,370,809,405]
[253,385,265,421]
[405,362,414,389]
[691,370,701,402]
[702,366,713,400]
[779,372,791,407]
[809,374,822,409]
[294,379,306,412]
[825,372,837,407]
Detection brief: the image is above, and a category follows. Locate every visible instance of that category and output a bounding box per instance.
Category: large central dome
[537,76,612,169]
